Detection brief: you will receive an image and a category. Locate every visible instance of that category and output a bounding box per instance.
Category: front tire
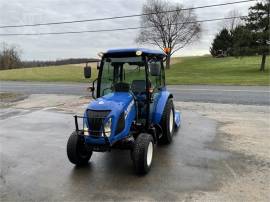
[159,98,174,144]
[132,133,154,174]
[67,132,92,166]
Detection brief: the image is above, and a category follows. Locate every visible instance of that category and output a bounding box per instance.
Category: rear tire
[67,132,92,166]
[132,133,154,174]
[159,98,174,144]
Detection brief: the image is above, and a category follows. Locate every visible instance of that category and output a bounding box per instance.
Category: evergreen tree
[231,26,257,56]
[210,28,232,57]
[245,1,269,71]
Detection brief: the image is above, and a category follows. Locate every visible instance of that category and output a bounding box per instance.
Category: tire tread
[159,98,174,144]
[133,134,154,174]
[67,132,92,165]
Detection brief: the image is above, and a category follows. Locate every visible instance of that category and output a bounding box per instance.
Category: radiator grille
[87,110,111,136]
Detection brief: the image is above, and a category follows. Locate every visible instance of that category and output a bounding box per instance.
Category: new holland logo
[125,100,134,119]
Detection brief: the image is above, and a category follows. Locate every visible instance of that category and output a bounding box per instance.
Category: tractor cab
[85,48,166,125]
[67,48,181,174]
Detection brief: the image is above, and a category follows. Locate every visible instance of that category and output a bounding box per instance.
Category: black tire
[159,98,174,144]
[67,132,92,166]
[132,133,154,174]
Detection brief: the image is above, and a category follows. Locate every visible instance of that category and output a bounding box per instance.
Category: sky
[0,0,256,60]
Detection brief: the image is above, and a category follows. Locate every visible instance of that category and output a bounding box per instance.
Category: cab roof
[105,48,166,57]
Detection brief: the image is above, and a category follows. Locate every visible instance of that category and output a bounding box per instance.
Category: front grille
[87,110,111,136]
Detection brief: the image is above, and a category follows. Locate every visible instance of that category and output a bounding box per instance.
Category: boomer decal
[125,100,134,119]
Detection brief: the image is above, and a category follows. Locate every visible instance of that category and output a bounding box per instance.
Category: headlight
[83,122,89,136]
[104,118,112,137]
[83,128,89,136]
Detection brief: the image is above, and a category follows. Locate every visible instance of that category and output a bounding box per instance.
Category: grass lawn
[0,56,269,85]
[0,64,98,83]
[166,56,269,85]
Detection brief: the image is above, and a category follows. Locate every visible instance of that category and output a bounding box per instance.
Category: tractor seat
[113,82,130,92]
[131,80,146,95]
[131,80,147,119]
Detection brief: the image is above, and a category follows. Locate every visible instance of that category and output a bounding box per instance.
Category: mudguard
[152,89,172,124]
[152,88,181,128]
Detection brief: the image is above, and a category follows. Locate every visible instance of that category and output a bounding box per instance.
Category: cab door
[148,58,165,122]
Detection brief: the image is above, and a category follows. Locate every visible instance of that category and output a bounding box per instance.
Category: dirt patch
[0,92,28,108]
[13,94,90,114]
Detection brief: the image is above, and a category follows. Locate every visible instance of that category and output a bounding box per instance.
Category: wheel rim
[147,142,153,167]
[169,109,174,133]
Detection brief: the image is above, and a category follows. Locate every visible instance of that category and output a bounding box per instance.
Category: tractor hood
[86,92,133,116]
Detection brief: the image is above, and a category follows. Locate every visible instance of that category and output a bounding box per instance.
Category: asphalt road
[0,108,229,201]
[1,81,270,105]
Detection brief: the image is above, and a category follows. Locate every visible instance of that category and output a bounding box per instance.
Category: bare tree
[136,0,201,69]
[222,10,243,31]
[0,42,22,70]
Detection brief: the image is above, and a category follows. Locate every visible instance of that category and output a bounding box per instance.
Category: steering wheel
[102,85,113,95]
[102,82,130,95]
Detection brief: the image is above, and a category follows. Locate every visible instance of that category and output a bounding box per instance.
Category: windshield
[99,56,146,96]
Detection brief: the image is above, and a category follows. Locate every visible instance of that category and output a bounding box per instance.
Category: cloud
[0,0,255,60]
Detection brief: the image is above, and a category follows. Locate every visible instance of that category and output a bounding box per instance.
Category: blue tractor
[67,48,181,174]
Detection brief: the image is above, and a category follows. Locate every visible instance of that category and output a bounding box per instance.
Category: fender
[152,89,173,124]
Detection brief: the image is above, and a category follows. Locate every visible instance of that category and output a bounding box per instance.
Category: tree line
[210,1,269,71]
[0,43,22,70]
[0,42,98,70]
[21,58,99,68]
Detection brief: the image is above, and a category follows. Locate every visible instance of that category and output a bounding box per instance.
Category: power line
[0,16,247,36]
[0,0,255,29]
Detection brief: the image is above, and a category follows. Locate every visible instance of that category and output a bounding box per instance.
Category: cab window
[148,59,164,92]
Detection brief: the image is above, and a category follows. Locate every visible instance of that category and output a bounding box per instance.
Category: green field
[0,56,269,85]
[0,64,98,83]
[167,56,269,85]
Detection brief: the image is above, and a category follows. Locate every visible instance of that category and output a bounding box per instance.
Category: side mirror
[149,63,161,76]
[84,66,91,78]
